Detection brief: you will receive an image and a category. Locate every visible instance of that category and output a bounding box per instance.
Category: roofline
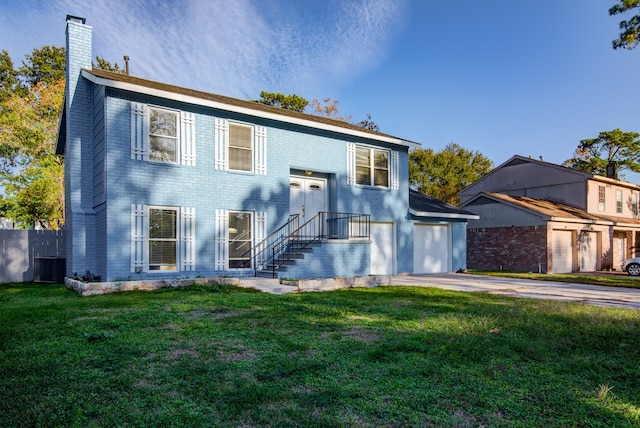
[81,69,420,148]
[459,154,591,195]
[461,192,615,225]
[409,208,479,220]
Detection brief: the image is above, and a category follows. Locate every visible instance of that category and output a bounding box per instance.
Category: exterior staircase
[250,212,370,279]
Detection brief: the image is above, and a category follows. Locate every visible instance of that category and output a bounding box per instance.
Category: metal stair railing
[253,212,370,278]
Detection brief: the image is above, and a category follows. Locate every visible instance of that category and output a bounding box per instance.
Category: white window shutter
[255,211,268,269]
[181,207,196,271]
[391,150,399,190]
[346,142,356,185]
[214,118,228,171]
[214,209,228,270]
[130,102,148,160]
[255,126,267,175]
[131,204,147,272]
[180,112,196,166]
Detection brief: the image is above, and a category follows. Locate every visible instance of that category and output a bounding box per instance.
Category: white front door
[290,176,327,223]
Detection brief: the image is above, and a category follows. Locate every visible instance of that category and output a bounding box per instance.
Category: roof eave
[409,208,479,220]
[81,70,420,148]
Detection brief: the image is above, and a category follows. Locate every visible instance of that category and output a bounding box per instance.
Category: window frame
[616,189,623,214]
[355,145,390,188]
[148,106,180,164]
[598,186,606,212]
[633,193,638,217]
[147,206,179,272]
[228,122,254,173]
[228,211,253,269]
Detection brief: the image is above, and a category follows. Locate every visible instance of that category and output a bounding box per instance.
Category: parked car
[622,258,640,276]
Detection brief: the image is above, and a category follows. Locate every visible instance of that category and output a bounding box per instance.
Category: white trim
[255,126,267,175]
[214,118,228,170]
[214,209,228,270]
[130,204,146,272]
[391,150,399,190]
[410,208,479,220]
[130,102,148,160]
[346,142,356,185]
[84,70,419,148]
[181,207,196,271]
[180,112,196,166]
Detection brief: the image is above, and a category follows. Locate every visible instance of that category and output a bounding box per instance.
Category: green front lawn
[468,270,640,289]
[1,282,639,427]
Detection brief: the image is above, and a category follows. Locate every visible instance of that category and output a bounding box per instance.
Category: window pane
[356,147,370,167]
[229,124,252,149]
[150,108,177,137]
[374,150,388,169]
[229,147,252,171]
[149,241,176,270]
[374,168,389,187]
[356,166,371,185]
[150,209,177,239]
[149,136,177,162]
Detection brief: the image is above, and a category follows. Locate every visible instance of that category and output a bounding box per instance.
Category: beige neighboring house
[459,155,640,273]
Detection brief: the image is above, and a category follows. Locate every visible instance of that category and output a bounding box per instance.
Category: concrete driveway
[390,273,640,310]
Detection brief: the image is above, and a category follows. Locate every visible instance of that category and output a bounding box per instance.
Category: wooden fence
[0,230,65,283]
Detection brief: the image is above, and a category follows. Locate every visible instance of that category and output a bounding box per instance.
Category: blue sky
[1,0,638,178]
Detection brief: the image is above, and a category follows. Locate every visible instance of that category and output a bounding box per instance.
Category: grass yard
[468,270,640,290]
[1,282,639,427]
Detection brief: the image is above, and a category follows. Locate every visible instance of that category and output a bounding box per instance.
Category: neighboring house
[460,155,640,273]
[56,16,476,283]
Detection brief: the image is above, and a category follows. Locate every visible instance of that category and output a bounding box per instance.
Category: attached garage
[370,222,395,275]
[578,231,598,272]
[552,230,573,274]
[413,224,450,274]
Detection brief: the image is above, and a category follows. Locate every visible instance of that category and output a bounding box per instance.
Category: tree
[0,78,65,228]
[563,129,640,177]
[409,143,493,205]
[308,97,351,122]
[356,113,379,131]
[254,91,308,112]
[610,0,640,50]
[0,50,19,100]
[93,56,126,74]
[0,47,65,229]
[17,45,65,87]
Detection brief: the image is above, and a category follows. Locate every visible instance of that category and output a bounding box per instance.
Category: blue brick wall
[283,241,371,279]
[96,89,415,281]
[64,19,96,277]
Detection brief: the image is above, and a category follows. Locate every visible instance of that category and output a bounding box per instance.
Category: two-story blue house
[57,16,476,285]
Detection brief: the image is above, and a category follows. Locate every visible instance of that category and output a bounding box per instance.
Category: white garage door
[578,231,598,272]
[370,222,395,275]
[413,224,450,274]
[552,230,573,274]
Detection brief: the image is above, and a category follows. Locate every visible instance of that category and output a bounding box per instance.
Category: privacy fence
[0,230,65,283]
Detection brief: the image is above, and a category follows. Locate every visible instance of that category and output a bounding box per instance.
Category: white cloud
[47,0,406,99]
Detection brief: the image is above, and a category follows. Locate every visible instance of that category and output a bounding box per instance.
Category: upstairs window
[356,146,389,187]
[214,119,267,175]
[149,107,178,163]
[616,190,623,214]
[130,102,196,166]
[633,193,638,217]
[229,123,253,172]
[598,186,606,212]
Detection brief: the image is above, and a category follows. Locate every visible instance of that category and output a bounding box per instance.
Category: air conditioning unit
[33,257,66,283]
